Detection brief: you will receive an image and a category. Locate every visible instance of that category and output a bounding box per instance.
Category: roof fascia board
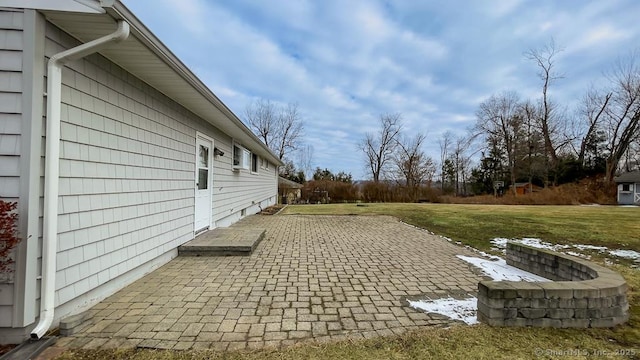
[0,0,105,13]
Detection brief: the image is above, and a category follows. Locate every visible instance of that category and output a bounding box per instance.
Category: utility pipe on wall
[31,20,130,340]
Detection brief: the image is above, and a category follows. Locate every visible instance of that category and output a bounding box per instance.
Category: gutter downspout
[31,20,130,340]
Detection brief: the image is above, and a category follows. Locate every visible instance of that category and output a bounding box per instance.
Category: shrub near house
[0,201,19,275]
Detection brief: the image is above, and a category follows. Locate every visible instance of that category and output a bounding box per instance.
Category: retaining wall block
[590,317,625,328]
[477,301,507,319]
[504,298,531,308]
[504,318,531,327]
[530,298,550,309]
[481,296,506,308]
[504,308,518,319]
[514,282,545,299]
[560,318,590,328]
[557,298,576,308]
[547,299,560,309]
[476,242,629,329]
[477,282,489,297]
[543,282,574,299]
[572,283,600,299]
[597,283,627,298]
[574,308,589,319]
[574,298,588,308]
[531,318,562,328]
[519,308,547,319]
[487,282,517,299]
[477,311,504,326]
[547,308,574,319]
[557,256,574,267]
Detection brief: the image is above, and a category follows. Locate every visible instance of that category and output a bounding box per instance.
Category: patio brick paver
[58,214,484,351]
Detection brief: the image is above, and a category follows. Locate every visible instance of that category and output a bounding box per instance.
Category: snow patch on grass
[408,253,549,325]
[609,249,640,260]
[573,244,608,252]
[456,255,550,282]
[408,297,478,325]
[490,237,638,262]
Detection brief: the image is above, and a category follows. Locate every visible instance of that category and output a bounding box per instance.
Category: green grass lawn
[282,203,640,254]
[54,203,640,360]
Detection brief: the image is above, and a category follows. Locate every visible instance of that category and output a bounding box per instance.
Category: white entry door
[194,135,213,233]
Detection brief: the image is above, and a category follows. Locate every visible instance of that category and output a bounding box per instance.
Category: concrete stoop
[178,228,266,256]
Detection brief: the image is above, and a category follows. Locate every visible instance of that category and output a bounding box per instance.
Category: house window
[622,183,631,192]
[197,145,209,190]
[251,153,258,173]
[232,142,250,170]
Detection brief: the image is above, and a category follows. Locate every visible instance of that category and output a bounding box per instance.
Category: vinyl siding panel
[0,7,23,328]
[0,9,23,200]
[45,22,276,311]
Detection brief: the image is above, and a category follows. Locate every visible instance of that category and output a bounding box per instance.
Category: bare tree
[519,100,545,192]
[476,91,522,195]
[438,131,453,191]
[245,99,304,160]
[525,40,564,182]
[296,144,314,181]
[451,135,473,196]
[601,53,640,182]
[360,113,402,182]
[575,87,612,167]
[394,133,435,200]
[276,103,304,160]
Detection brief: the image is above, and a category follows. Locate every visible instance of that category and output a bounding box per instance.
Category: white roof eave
[0,0,105,13]
[39,0,283,166]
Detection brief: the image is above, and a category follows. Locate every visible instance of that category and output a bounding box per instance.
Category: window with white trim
[251,153,258,173]
[260,157,270,170]
[232,142,250,170]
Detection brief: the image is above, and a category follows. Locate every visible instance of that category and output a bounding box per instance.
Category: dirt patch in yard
[259,204,286,215]
[0,344,17,356]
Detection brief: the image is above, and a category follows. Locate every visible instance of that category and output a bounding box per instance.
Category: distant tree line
[244,42,639,202]
[359,41,640,199]
[470,42,639,195]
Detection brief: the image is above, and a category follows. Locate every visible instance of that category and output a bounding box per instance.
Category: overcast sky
[123,0,639,179]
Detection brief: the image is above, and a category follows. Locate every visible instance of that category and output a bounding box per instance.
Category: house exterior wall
[0,7,24,330]
[46,21,277,322]
[0,17,277,341]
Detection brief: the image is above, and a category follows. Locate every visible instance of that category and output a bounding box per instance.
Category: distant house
[0,0,282,343]
[278,177,303,204]
[614,171,640,205]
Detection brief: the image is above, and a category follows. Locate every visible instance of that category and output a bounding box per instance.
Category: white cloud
[158,0,209,36]
[574,24,633,52]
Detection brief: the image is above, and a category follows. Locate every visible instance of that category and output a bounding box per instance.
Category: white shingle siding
[0,8,23,327]
[0,9,23,201]
[44,21,276,313]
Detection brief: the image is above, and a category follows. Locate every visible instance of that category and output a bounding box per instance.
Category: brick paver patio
[56,215,484,351]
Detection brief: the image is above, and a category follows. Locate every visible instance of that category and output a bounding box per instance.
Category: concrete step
[58,311,92,336]
[178,228,265,256]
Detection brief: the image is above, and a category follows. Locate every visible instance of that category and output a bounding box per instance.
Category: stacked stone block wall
[477,242,628,328]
